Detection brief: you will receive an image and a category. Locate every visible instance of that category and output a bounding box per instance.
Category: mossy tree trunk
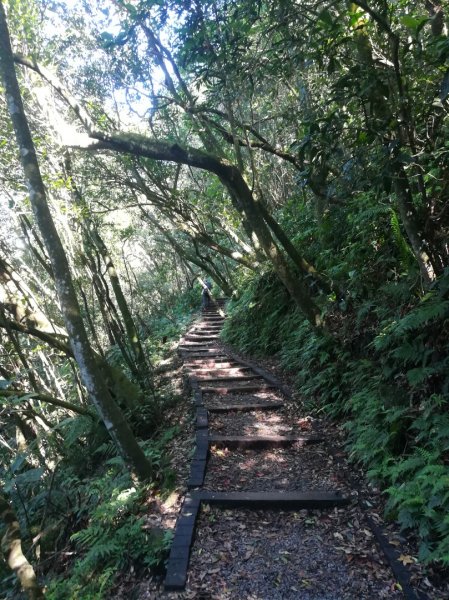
[0,493,45,599]
[0,4,152,480]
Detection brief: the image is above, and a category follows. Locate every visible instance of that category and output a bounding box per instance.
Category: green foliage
[44,432,177,599]
[222,271,290,356]
[145,286,199,365]
[225,198,449,564]
[0,407,178,599]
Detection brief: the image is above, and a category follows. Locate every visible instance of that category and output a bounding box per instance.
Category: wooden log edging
[164,493,201,591]
[208,434,324,449]
[326,445,429,600]
[165,315,216,591]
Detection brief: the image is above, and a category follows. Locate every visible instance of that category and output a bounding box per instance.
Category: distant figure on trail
[201,278,212,310]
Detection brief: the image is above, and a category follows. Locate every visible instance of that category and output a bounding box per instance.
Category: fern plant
[46,457,173,599]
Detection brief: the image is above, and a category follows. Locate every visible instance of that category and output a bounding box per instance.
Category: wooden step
[186,361,239,368]
[189,368,253,377]
[185,334,220,341]
[179,346,217,352]
[184,334,215,338]
[164,489,349,591]
[225,352,292,398]
[182,354,229,360]
[208,434,323,448]
[208,401,285,412]
[182,349,224,354]
[180,349,217,354]
[199,490,350,509]
[180,350,226,356]
[201,384,275,394]
[180,340,216,346]
[196,374,262,383]
[190,331,222,336]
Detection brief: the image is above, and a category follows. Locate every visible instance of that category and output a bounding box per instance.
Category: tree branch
[13,54,98,135]
[0,389,95,417]
[0,314,72,355]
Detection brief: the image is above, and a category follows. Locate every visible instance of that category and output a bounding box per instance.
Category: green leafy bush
[45,437,176,599]
[223,199,449,564]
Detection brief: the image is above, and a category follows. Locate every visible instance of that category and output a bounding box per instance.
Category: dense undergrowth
[0,288,199,600]
[222,195,449,566]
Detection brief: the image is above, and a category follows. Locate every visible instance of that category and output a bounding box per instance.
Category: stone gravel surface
[182,506,403,600]
[203,390,285,408]
[209,409,314,436]
[203,444,353,494]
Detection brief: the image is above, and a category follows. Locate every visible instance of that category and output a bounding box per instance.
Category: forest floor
[112,320,448,600]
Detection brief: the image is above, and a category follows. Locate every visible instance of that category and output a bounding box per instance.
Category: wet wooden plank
[208,435,324,448]
[200,491,350,509]
[196,374,262,383]
[200,384,275,394]
[208,401,284,412]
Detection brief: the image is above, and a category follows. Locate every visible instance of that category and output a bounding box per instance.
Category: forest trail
[162,304,423,600]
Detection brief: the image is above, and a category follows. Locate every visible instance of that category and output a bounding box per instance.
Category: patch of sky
[42,0,183,128]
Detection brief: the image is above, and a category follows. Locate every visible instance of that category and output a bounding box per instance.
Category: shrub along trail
[155,303,444,600]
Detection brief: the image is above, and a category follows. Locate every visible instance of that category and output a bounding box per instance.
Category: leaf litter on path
[181,506,403,600]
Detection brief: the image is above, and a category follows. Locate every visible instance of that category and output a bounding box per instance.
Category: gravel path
[183,506,403,599]
[127,312,449,600]
[204,445,353,494]
[203,390,285,408]
[209,409,314,436]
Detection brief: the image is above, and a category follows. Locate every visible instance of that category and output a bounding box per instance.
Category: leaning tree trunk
[0,5,152,481]
[128,140,323,325]
[11,52,323,327]
[222,171,323,326]
[258,202,343,299]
